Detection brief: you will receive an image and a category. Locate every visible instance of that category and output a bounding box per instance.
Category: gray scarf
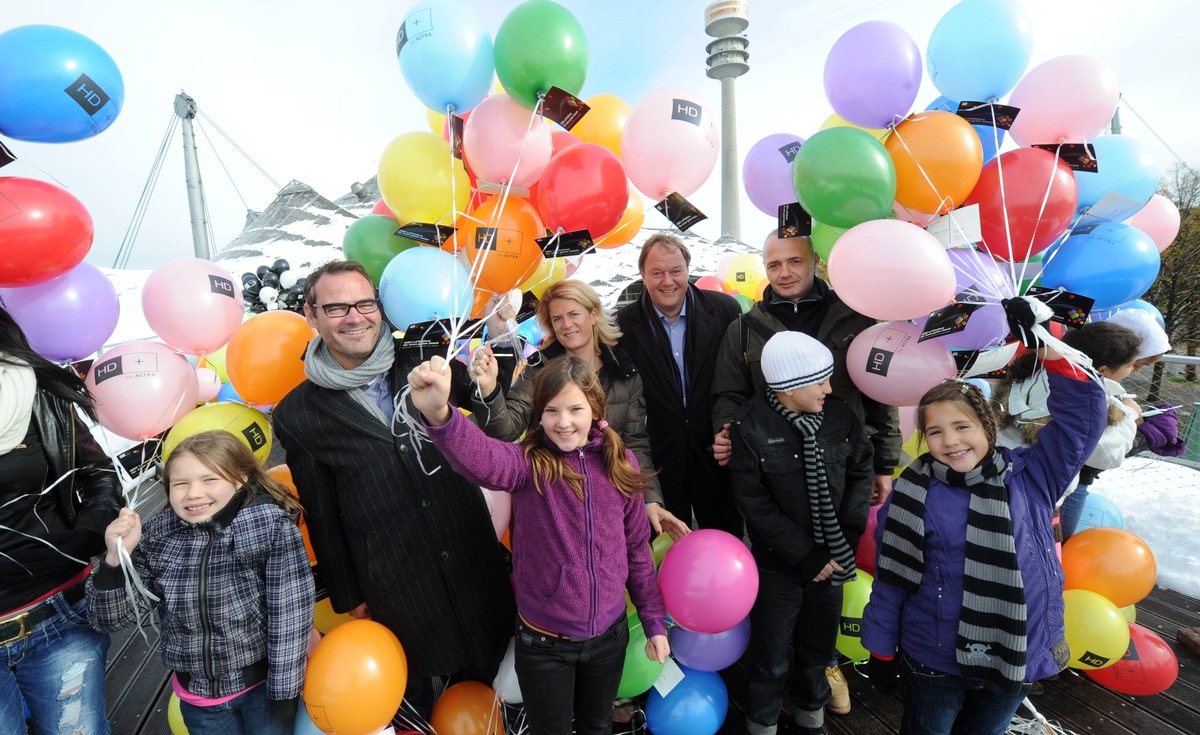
[303,331,396,424]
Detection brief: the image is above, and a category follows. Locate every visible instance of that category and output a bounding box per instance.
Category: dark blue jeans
[1059,483,1090,540]
[513,615,628,735]
[178,682,292,735]
[745,568,843,732]
[0,590,111,735]
[898,653,1031,735]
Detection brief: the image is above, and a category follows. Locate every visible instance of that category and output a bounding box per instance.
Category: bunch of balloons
[240,259,304,314]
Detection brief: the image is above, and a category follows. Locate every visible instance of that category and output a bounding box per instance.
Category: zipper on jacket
[198,526,218,682]
[580,447,599,638]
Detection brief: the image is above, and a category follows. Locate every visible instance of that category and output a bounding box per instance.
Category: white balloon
[279,270,298,289]
[493,637,523,704]
[258,286,279,303]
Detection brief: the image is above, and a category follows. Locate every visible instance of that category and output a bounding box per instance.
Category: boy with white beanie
[728,331,874,735]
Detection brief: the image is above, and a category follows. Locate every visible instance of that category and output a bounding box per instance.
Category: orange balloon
[266,465,317,564]
[430,681,504,735]
[462,197,545,293]
[225,311,314,407]
[885,110,984,215]
[572,93,630,158]
[1062,527,1157,608]
[304,620,408,735]
[595,188,645,250]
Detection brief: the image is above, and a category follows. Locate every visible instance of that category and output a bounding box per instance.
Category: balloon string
[986,102,1020,295]
[117,539,161,645]
[1014,140,1066,294]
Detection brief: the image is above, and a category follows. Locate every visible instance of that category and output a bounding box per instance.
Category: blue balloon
[924,95,1005,164]
[293,699,325,735]
[926,0,1034,102]
[0,25,124,142]
[1076,492,1125,533]
[1090,299,1166,330]
[1074,135,1163,214]
[397,0,494,114]
[1040,222,1160,311]
[515,315,544,347]
[216,382,244,404]
[645,665,728,735]
[378,246,474,331]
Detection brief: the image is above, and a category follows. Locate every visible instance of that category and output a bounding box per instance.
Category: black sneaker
[796,727,830,735]
[1029,680,1045,696]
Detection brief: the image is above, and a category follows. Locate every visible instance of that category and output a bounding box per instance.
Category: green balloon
[650,532,675,567]
[494,0,589,110]
[618,613,664,698]
[792,127,896,229]
[341,215,422,286]
[811,220,848,262]
[733,294,754,314]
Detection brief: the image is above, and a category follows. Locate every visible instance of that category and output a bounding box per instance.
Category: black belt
[176,659,269,694]
[0,583,86,646]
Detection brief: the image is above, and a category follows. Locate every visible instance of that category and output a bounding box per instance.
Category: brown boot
[825,666,851,715]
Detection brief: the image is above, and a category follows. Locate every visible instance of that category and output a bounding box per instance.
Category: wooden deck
[100,482,1200,735]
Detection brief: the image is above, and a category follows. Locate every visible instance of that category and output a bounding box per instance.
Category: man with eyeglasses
[273,260,515,724]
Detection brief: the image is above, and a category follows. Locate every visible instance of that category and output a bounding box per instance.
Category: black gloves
[1001,297,1045,348]
[868,655,900,694]
[271,697,299,720]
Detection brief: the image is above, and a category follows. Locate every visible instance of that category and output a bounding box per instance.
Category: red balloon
[0,177,94,287]
[963,148,1077,262]
[537,143,627,237]
[371,198,396,217]
[694,275,725,292]
[855,504,881,575]
[1084,623,1178,696]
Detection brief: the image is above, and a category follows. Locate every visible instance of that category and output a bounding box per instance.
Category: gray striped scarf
[876,451,1029,694]
[766,391,857,585]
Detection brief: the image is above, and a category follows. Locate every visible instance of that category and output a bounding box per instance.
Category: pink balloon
[1129,194,1181,252]
[142,259,245,355]
[196,367,221,403]
[827,219,956,321]
[1008,55,1120,147]
[892,201,937,227]
[481,487,511,542]
[86,341,199,440]
[463,93,552,188]
[856,504,882,575]
[0,261,119,362]
[847,322,957,406]
[658,529,758,634]
[898,405,917,442]
[621,87,718,200]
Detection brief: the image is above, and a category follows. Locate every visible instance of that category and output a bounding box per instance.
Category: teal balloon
[342,215,421,286]
[792,127,896,229]
[926,0,1034,102]
[493,0,589,110]
[618,613,664,698]
[397,0,494,113]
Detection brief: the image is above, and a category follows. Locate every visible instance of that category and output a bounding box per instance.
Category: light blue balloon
[926,0,1034,103]
[397,0,494,114]
[293,699,324,735]
[515,315,544,347]
[0,25,124,142]
[1074,135,1162,214]
[378,246,474,331]
[216,382,244,404]
[1040,222,1160,311]
[924,95,1006,164]
[1077,492,1125,533]
[1090,299,1166,330]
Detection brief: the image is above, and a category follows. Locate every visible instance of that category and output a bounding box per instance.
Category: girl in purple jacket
[408,354,669,735]
[862,354,1105,735]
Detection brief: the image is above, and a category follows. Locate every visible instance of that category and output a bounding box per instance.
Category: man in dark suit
[273,260,515,723]
[616,234,743,536]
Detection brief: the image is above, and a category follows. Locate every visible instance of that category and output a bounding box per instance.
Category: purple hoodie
[425,407,667,640]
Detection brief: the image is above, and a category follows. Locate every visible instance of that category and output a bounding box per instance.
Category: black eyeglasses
[312,299,381,318]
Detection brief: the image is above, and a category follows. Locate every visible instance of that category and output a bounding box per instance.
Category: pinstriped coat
[272,341,515,676]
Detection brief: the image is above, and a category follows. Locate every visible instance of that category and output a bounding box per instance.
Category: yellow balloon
[378,132,471,225]
[313,597,356,635]
[820,112,890,143]
[1063,589,1131,670]
[724,253,768,298]
[425,107,446,136]
[197,344,228,383]
[572,93,630,158]
[1120,604,1137,623]
[162,402,272,464]
[168,692,188,734]
[518,257,569,298]
[595,189,645,250]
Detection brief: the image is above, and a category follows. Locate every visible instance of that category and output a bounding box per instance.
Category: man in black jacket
[617,234,743,536]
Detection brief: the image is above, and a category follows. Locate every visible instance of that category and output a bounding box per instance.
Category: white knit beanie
[761,331,834,391]
[1106,309,1171,359]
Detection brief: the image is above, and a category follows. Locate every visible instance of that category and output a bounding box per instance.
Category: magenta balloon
[826,219,957,321]
[847,321,957,406]
[658,529,758,634]
[142,258,245,355]
[621,87,719,200]
[1129,194,1181,252]
[668,615,751,672]
[0,261,118,362]
[86,341,199,440]
[824,21,922,129]
[462,92,552,188]
[1007,55,1119,147]
[742,133,805,217]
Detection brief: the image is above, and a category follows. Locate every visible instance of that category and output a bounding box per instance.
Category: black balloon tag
[654,192,706,232]
[1031,143,1098,172]
[0,140,15,169]
[918,299,985,342]
[1024,286,1094,326]
[777,202,812,238]
[956,101,1020,129]
[394,223,457,247]
[536,228,592,257]
[540,86,590,131]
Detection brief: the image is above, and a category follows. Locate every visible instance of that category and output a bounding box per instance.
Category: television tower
[705,1,749,243]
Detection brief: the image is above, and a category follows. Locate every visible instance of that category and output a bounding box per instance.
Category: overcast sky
[4,0,1196,269]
